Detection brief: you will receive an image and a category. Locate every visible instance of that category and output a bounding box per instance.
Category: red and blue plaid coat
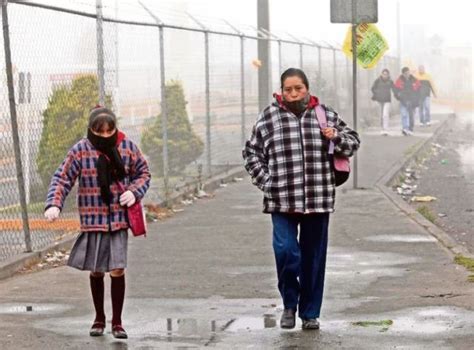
[243,94,360,214]
[45,131,151,232]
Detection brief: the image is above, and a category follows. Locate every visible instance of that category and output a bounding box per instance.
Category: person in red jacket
[44,106,150,339]
[393,67,421,135]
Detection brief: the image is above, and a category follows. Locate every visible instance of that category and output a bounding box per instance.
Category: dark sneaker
[89,321,105,337]
[302,318,320,330]
[112,325,128,339]
[280,308,296,329]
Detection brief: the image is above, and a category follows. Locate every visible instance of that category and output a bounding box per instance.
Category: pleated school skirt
[67,229,128,272]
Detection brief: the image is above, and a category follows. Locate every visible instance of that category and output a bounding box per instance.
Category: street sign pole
[331,0,378,189]
[351,0,358,189]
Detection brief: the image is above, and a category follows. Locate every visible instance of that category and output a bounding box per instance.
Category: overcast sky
[184,0,474,50]
[27,0,474,50]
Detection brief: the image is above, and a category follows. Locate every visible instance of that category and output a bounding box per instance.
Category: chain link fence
[1,0,398,262]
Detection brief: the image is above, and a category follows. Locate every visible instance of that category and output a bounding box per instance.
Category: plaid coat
[45,131,151,232]
[243,94,360,214]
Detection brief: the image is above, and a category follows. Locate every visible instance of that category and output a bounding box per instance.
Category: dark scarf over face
[283,93,310,116]
[87,129,126,205]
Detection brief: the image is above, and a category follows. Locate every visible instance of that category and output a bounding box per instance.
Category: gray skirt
[67,230,128,272]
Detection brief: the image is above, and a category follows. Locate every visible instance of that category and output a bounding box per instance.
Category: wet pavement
[0,105,473,349]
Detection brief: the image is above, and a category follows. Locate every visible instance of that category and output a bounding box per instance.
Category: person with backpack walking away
[371,68,395,135]
[242,68,360,330]
[394,67,421,135]
[415,65,437,126]
[44,106,151,339]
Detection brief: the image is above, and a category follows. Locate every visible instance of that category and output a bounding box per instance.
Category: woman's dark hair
[402,66,410,74]
[381,68,390,74]
[280,68,309,89]
[88,106,117,132]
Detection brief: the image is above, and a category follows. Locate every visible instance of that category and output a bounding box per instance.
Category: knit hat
[88,105,117,130]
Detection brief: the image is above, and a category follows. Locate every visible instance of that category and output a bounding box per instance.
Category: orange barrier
[0,219,80,232]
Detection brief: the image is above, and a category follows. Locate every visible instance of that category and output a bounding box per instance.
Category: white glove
[44,206,60,222]
[119,190,136,207]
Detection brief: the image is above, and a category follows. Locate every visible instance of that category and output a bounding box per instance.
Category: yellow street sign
[342,23,388,69]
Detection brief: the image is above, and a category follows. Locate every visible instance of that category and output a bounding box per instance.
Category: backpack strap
[314,105,335,155]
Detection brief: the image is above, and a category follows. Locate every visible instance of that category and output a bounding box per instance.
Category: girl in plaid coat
[243,68,360,330]
[44,106,150,339]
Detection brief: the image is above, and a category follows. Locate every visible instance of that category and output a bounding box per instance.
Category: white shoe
[381,130,388,136]
[406,130,414,136]
[426,121,431,126]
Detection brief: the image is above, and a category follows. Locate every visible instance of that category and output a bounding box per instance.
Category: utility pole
[96,0,105,105]
[396,1,401,72]
[257,0,271,111]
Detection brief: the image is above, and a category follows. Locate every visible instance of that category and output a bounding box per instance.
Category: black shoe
[302,318,320,330]
[89,321,105,337]
[112,325,128,339]
[280,308,296,329]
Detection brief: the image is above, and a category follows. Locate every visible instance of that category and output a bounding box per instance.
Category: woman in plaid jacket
[44,106,150,339]
[243,68,360,330]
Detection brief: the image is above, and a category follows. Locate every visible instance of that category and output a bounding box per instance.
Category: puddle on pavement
[0,303,71,314]
[225,315,278,332]
[138,315,278,335]
[364,234,437,243]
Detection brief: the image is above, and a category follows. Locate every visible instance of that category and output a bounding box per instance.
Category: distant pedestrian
[44,106,150,339]
[415,65,437,126]
[243,68,360,330]
[394,67,421,135]
[371,68,395,135]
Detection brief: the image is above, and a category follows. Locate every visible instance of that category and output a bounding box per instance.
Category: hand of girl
[44,206,60,222]
[119,190,136,207]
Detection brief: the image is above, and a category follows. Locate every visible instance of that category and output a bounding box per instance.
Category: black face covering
[283,94,310,116]
[87,129,126,205]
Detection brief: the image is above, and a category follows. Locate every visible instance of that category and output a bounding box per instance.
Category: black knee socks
[111,275,126,326]
[90,275,105,324]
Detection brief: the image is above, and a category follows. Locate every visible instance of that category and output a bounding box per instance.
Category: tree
[36,75,110,190]
[141,80,204,175]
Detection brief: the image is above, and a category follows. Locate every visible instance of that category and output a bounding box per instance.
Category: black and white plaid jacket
[243,94,360,214]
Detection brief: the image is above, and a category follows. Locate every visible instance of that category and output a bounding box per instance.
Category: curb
[0,237,76,280]
[375,112,474,260]
[0,165,247,280]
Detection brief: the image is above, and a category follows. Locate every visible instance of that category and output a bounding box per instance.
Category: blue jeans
[400,103,414,131]
[419,96,431,124]
[271,212,329,320]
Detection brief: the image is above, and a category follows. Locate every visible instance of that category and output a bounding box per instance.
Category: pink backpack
[314,105,350,186]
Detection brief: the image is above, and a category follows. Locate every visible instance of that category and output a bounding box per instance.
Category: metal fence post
[318,46,322,82]
[299,43,303,70]
[204,31,211,176]
[96,0,105,105]
[2,0,32,252]
[240,35,246,147]
[351,21,358,189]
[188,14,212,176]
[332,48,339,110]
[139,1,170,202]
[159,26,170,202]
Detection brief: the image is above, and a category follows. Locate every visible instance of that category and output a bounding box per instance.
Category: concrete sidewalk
[0,106,473,349]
